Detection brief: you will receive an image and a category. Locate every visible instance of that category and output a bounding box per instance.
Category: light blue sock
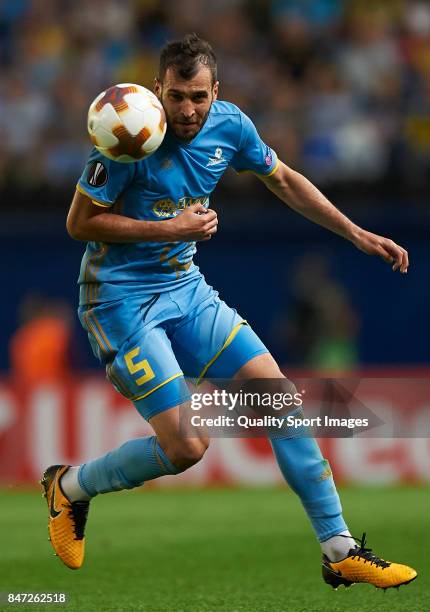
[78,436,179,496]
[270,410,348,542]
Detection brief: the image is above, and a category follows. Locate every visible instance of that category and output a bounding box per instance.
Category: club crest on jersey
[207,146,226,167]
[87,161,107,187]
[153,199,176,217]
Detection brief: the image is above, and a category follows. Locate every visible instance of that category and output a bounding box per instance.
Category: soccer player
[42,34,416,589]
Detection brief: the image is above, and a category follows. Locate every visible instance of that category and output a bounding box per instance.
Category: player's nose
[180,99,196,119]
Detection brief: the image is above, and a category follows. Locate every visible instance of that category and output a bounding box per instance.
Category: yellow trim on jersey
[235,157,280,178]
[197,321,247,384]
[76,183,111,207]
[134,372,184,402]
[92,200,111,208]
[264,158,280,177]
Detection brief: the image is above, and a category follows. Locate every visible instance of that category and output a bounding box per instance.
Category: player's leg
[233,353,417,589]
[149,403,209,469]
[233,353,354,556]
[41,397,207,571]
[41,293,207,569]
[66,400,209,499]
[171,282,416,589]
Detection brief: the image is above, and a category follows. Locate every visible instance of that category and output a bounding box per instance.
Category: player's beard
[162,95,213,143]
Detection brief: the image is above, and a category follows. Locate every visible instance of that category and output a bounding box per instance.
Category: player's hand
[352,229,409,274]
[169,202,218,241]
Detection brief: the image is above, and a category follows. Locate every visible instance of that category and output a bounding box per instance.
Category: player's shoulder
[85,147,140,174]
[78,147,138,197]
[211,100,256,133]
[209,100,250,144]
[211,100,243,118]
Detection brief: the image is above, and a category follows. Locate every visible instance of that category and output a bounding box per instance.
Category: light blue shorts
[78,276,268,420]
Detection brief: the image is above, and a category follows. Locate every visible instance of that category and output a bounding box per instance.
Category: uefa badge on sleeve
[87,161,108,187]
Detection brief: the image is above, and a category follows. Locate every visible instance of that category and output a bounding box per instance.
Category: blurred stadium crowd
[1,0,430,203]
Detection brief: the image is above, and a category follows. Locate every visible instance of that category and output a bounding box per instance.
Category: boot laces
[68,501,89,540]
[348,532,391,568]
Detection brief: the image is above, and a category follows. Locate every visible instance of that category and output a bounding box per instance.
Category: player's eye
[169,93,183,101]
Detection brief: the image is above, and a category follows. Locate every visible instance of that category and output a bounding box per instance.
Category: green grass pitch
[0,486,427,611]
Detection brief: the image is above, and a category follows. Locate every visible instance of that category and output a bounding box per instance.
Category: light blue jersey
[76,100,278,305]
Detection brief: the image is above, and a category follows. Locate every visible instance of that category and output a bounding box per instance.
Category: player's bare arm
[260,161,409,274]
[67,190,217,243]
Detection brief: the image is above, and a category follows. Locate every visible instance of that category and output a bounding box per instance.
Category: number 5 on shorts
[125,347,155,386]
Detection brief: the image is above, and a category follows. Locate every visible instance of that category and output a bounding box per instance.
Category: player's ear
[212,81,219,101]
[154,78,161,99]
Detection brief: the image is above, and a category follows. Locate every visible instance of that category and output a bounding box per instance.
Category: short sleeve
[230,112,279,176]
[76,148,136,207]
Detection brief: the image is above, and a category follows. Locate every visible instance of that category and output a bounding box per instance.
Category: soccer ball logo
[87,83,167,163]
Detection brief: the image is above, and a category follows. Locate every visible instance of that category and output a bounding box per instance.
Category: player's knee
[270,375,298,397]
[239,376,299,415]
[168,438,209,471]
[274,377,301,416]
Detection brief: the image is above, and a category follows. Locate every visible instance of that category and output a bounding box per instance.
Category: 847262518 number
[1,592,68,605]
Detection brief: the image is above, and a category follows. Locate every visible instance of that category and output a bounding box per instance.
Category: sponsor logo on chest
[153,196,209,218]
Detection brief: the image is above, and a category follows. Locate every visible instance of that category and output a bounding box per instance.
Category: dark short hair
[159,33,217,85]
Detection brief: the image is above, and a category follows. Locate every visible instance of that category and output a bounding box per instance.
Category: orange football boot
[322,533,417,590]
[41,465,89,570]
